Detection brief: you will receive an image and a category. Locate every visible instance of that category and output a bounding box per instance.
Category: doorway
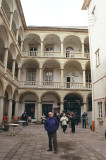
[25,103,35,119]
[67,77,70,88]
[42,104,53,117]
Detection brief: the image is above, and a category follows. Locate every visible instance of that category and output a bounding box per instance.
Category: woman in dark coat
[70,112,76,133]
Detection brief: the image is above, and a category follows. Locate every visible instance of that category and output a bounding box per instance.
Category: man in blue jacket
[44,112,59,154]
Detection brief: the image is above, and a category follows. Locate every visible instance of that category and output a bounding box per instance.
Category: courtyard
[0,124,106,160]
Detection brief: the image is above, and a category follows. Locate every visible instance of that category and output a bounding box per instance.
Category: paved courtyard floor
[0,124,106,160]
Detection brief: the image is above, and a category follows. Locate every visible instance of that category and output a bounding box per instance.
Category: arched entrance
[19,92,38,119]
[64,93,83,122]
[41,92,60,117]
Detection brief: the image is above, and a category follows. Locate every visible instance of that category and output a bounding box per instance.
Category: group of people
[44,111,88,154]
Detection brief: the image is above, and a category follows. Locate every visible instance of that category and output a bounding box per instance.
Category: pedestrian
[54,112,60,122]
[44,112,59,154]
[70,112,76,133]
[21,111,28,126]
[41,113,46,124]
[82,112,87,128]
[60,113,68,133]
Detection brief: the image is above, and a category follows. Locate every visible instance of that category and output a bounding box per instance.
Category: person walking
[44,112,59,154]
[60,113,68,133]
[70,112,76,133]
[82,112,87,128]
[21,111,28,126]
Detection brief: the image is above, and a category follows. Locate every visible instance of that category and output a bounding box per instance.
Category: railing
[42,82,61,88]
[0,61,5,73]
[86,82,92,89]
[1,7,10,28]
[65,51,83,58]
[6,69,13,81]
[20,81,38,88]
[44,51,61,57]
[22,51,39,57]
[64,82,83,89]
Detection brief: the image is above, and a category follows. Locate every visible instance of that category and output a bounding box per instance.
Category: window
[27,70,36,81]
[45,44,54,51]
[44,70,53,82]
[95,49,100,67]
[86,73,91,83]
[30,47,37,52]
[98,102,103,118]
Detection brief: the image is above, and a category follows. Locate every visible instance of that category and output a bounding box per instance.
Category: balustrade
[64,82,83,89]
[0,62,5,73]
[20,81,38,88]
[42,81,61,88]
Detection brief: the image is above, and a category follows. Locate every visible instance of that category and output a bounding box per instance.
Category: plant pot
[4,124,9,131]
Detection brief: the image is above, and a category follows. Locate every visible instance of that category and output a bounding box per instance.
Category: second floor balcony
[22,34,90,59]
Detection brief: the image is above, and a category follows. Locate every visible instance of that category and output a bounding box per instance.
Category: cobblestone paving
[0,124,106,160]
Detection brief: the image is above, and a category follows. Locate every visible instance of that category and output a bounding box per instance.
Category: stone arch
[2,0,13,21]
[21,59,40,68]
[24,33,41,42]
[42,59,61,69]
[41,91,61,117]
[63,34,82,43]
[43,34,61,52]
[8,43,16,59]
[5,84,13,99]
[64,92,84,122]
[12,10,19,36]
[64,59,82,70]
[41,91,61,102]
[19,91,39,102]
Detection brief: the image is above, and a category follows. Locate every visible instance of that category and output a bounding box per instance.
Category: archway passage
[41,92,60,117]
[64,93,83,122]
[19,92,38,119]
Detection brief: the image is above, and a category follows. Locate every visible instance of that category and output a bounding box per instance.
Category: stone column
[4,48,8,73]
[18,68,21,81]
[82,43,85,57]
[12,60,16,80]
[37,102,42,122]
[10,12,13,30]
[83,69,86,88]
[61,69,64,88]
[61,42,63,57]
[84,103,87,113]
[16,29,19,41]
[14,101,19,120]
[60,102,64,113]
[41,41,43,56]
[8,99,12,123]
[39,67,42,87]
[0,97,4,125]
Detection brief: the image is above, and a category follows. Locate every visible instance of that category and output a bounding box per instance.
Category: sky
[20,0,88,27]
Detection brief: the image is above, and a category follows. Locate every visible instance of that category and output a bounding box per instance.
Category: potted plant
[3,120,9,131]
